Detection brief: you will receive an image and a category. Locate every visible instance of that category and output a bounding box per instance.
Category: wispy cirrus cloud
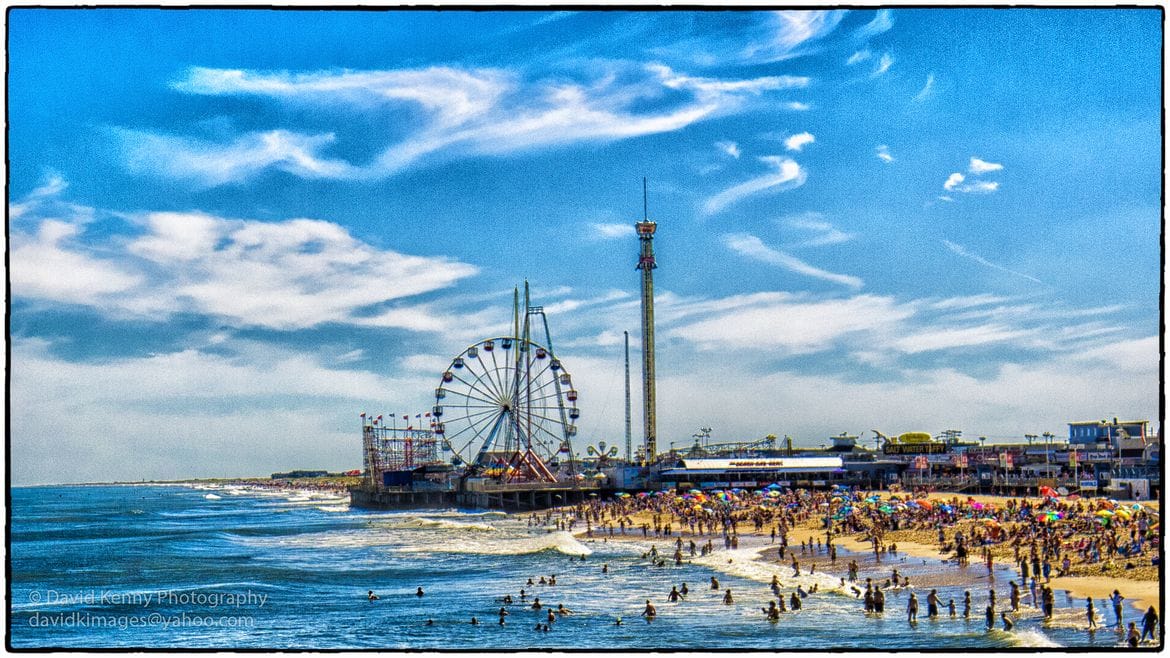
[715,140,741,158]
[781,212,856,248]
[846,49,871,65]
[943,239,1042,285]
[875,144,894,163]
[122,63,807,186]
[724,233,863,289]
[855,9,894,39]
[702,156,807,215]
[784,131,815,152]
[871,52,894,77]
[913,73,935,101]
[741,10,848,62]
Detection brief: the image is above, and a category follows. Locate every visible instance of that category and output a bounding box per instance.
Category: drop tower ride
[635,180,658,461]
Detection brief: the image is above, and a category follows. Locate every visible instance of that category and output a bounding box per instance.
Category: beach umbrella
[918,500,934,510]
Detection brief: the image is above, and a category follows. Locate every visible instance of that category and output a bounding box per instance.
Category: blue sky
[8,8,1162,484]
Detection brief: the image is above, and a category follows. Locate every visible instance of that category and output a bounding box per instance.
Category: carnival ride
[432,283,580,483]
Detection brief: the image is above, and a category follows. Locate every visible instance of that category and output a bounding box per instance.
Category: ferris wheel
[432,336,579,473]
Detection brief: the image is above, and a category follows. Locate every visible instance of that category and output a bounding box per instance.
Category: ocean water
[8,484,1144,650]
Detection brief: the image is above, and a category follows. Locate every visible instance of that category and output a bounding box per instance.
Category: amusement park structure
[433,281,579,482]
[353,282,598,510]
[636,178,658,461]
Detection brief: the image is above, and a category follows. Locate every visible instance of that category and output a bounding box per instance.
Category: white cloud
[913,73,935,101]
[669,291,903,352]
[875,144,894,163]
[784,101,812,111]
[741,10,847,62]
[12,206,479,330]
[702,156,807,215]
[590,222,635,239]
[942,239,1042,284]
[723,233,863,289]
[855,10,894,39]
[969,157,1004,174]
[943,172,965,191]
[846,49,872,65]
[128,63,807,186]
[10,220,144,304]
[872,53,894,77]
[117,128,358,187]
[781,212,855,247]
[784,131,815,152]
[716,140,741,158]
[959,180,999,194]
[937,195,954,202]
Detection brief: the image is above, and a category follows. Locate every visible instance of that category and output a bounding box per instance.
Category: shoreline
[562,489,1160,618]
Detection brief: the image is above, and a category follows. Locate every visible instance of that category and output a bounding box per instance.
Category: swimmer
[416,587,424,597]
[602,564,609,574]
[723,589,734,605]
[520,589,527,601]
[797,585,808,598]
[547,609,556,624]
[503,594,513,605]
[367,590,379,602]
[532,597,542,610]
[763,600,780,621]
[539,576,547,585]
[790,591,802,610]
[614,616,624,626]
[642,599,657,618]
[680,583,689,597]
[527,578,534,586]
[425,619,434,626]
[669,586,681,602]
[557,603,573,615]
[1001,612,1014,631]
[711,576,720,590]
[470,617,480,625]
[777,597,787,613]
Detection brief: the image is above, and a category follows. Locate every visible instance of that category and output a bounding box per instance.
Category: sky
[8,7,1163,485]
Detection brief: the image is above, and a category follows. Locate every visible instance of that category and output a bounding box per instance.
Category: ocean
[8,484,1140,650]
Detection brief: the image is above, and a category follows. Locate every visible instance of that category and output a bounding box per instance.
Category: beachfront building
[655,456,902,491]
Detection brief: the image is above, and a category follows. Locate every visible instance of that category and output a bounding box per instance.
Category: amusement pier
[349,192,1159,511]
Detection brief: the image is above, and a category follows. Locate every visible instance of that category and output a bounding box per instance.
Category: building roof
[676,457,844,471]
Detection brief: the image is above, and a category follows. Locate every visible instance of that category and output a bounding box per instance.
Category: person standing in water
[642,600,657,619]
[1141,606,1159,642]
[907,593,919,624]
[1086,597,1097,630]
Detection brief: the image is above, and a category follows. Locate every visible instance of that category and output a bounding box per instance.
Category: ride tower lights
[636,179,658,462]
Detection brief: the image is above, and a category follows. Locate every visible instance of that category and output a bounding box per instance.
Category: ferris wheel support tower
[635,179,658,461]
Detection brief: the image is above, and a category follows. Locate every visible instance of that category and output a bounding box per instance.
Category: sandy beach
[565,489,1161,618]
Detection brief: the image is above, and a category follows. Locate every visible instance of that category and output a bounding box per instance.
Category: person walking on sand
[907,593,919,624]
